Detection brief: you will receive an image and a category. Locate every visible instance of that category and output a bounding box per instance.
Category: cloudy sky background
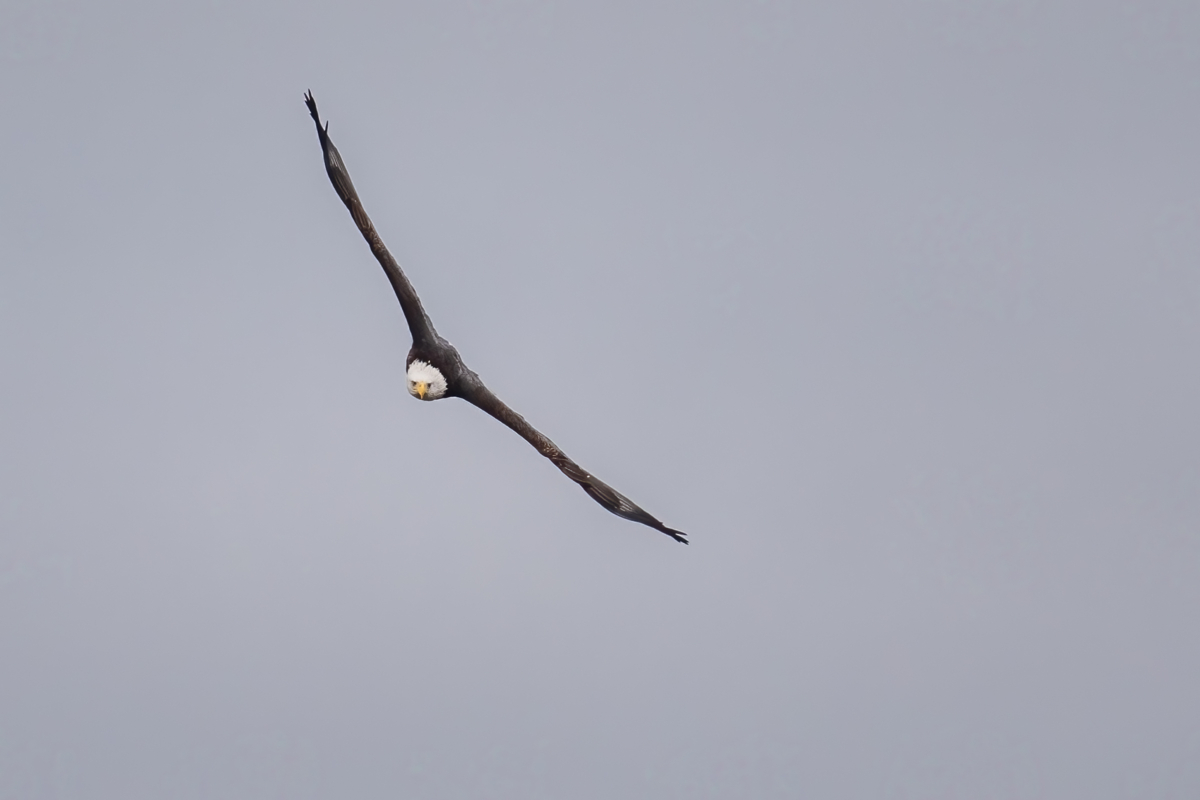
[2,1,1198,797]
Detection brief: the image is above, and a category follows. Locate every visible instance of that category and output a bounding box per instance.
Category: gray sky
[2,1,1198,797]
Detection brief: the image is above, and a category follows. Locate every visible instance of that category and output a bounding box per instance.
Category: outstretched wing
[304,91,438,349]
[458,378,688,544]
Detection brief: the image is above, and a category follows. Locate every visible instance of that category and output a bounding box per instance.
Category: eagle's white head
[406,359,448,401]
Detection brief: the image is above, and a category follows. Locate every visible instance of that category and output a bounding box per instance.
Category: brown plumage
[304,91,687,544]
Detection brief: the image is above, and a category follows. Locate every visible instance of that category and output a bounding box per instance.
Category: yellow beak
[415,381,428,400]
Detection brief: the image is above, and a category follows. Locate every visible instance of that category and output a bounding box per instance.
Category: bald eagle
[304,92,687,544]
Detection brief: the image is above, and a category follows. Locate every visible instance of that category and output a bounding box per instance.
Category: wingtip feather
[660,525,689,544]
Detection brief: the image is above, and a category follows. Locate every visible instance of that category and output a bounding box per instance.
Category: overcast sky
[2,1,1198,797]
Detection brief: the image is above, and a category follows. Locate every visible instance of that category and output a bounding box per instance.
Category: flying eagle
[304,92,687,544]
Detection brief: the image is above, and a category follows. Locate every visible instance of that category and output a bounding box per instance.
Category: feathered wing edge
[304,91,438,349]
[459,381,689,544]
